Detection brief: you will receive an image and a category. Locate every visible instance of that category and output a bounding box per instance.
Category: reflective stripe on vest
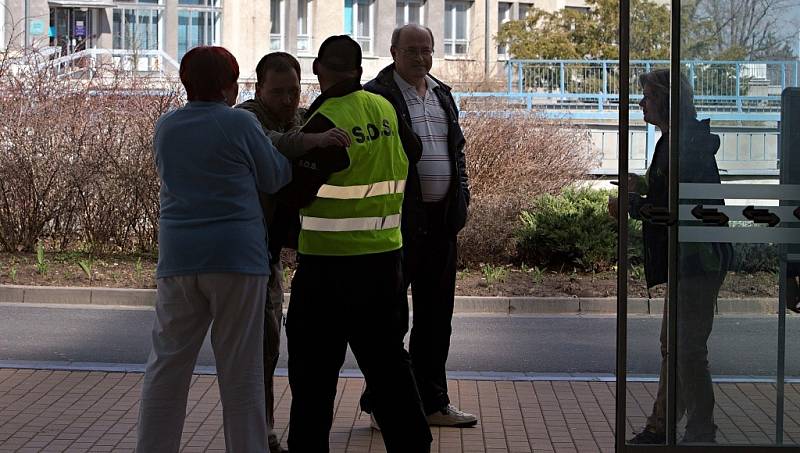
[316,179,406,200]
[300,213,401,232]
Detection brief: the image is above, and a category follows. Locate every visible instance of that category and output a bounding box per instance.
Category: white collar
[393,70,438,93]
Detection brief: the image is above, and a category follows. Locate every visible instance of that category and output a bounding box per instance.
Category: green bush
[515,187,642,271]
[730,242,778,273]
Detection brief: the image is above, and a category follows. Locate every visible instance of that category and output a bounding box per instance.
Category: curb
[0,284,780,314]
[2,360,798,383]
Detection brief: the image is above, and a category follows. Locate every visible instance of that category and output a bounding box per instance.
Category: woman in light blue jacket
[137,46,291,453]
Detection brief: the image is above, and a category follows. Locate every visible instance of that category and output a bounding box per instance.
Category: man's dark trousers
[360,201,458,416]
[406,201,458,414]
[263,265,283,452]
[286,250,432,453]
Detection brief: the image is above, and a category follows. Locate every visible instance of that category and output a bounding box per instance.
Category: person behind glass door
[608,69,732,445]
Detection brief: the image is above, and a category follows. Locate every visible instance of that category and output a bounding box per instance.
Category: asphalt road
[2,304,800,377]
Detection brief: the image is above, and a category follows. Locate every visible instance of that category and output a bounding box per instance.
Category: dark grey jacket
[364,64,470,239]
[629,119,733,287]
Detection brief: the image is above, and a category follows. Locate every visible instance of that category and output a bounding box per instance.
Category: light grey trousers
[137,273,268,453]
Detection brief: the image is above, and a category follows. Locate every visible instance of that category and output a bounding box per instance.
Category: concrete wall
[95,8,112,50]
[221,0,269,80]
[1,0,6,49]
[588,123,781,175]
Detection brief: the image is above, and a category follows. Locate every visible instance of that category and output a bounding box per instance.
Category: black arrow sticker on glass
[743,206,780,227]
[691,204,729,226]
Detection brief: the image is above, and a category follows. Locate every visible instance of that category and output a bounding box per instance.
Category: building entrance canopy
[47,0,115,8]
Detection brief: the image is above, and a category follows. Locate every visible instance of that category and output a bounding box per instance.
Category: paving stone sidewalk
[1,368,799,452]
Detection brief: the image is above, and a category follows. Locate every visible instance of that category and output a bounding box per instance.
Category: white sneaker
[369,413,381,430]
[426,404,478,427]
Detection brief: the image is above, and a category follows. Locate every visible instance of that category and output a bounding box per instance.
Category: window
[297,0,312,53]
[396,0,424,28]
[344,0,374,54]
[177,0,221,59]
[518,2,533,19]
[497,2,533,58]
[444,0,470,55]
[497,2,511,57]
[112,1,162,51]
[270,0,284,50]
[565,5,589,13]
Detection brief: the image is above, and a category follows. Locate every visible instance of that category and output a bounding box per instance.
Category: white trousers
[137,273,268,453]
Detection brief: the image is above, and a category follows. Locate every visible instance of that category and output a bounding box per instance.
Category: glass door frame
[614,0,798,450]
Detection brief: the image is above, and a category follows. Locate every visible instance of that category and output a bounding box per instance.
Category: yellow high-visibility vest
[298,90,408,256]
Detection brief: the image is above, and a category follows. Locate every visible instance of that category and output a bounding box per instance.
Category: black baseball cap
[316,35,362,72]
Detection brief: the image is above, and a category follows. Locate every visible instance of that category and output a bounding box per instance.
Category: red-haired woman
[137,46,291,453]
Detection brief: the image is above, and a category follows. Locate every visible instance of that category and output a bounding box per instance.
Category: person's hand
[307,128,351,149]
[608,196,619,219]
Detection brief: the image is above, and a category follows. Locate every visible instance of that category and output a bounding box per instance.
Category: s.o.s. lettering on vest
[351,119,394,144]
[297,159,317,170]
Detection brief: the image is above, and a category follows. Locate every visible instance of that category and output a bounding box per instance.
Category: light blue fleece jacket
[154,101,292,278]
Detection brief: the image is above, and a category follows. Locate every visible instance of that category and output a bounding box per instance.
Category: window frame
[270,0,285,51]
[345,0,375,55]
[444,0,470,56]
[176,0,220,5]
[176,0,222,60]
[112,2,164,52]
[497,1,512,58]
[297,0,313,54]
[518,2,534,19]
[396,0,425,28]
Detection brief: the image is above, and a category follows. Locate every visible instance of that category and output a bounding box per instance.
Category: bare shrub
[457,110,598,265]
[0,45,181,253]
[0,44,594,263]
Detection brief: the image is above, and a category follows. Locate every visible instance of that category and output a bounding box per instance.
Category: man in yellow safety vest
[283,35,432,453]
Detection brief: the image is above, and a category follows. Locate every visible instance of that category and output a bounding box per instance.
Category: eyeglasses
[396,47,434,57]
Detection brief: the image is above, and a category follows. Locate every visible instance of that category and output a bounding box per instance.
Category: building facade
[1,0,591,86]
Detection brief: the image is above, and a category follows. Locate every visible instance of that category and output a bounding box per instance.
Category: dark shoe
[681,422,717,444]
[681,434,716,444]
[681,429,716,444]
[628,429,666,444]
[269,445,288,453]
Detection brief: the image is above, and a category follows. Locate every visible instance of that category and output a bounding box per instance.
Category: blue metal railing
[500,60,800,116]
[451,91,785,114]
[452,59,797,174]
[507,59,799,94]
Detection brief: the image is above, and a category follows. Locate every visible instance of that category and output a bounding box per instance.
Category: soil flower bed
[0,252,777,299]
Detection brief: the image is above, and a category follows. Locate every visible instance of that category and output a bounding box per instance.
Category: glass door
[617,0,800,450]
[49,8,95,55]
